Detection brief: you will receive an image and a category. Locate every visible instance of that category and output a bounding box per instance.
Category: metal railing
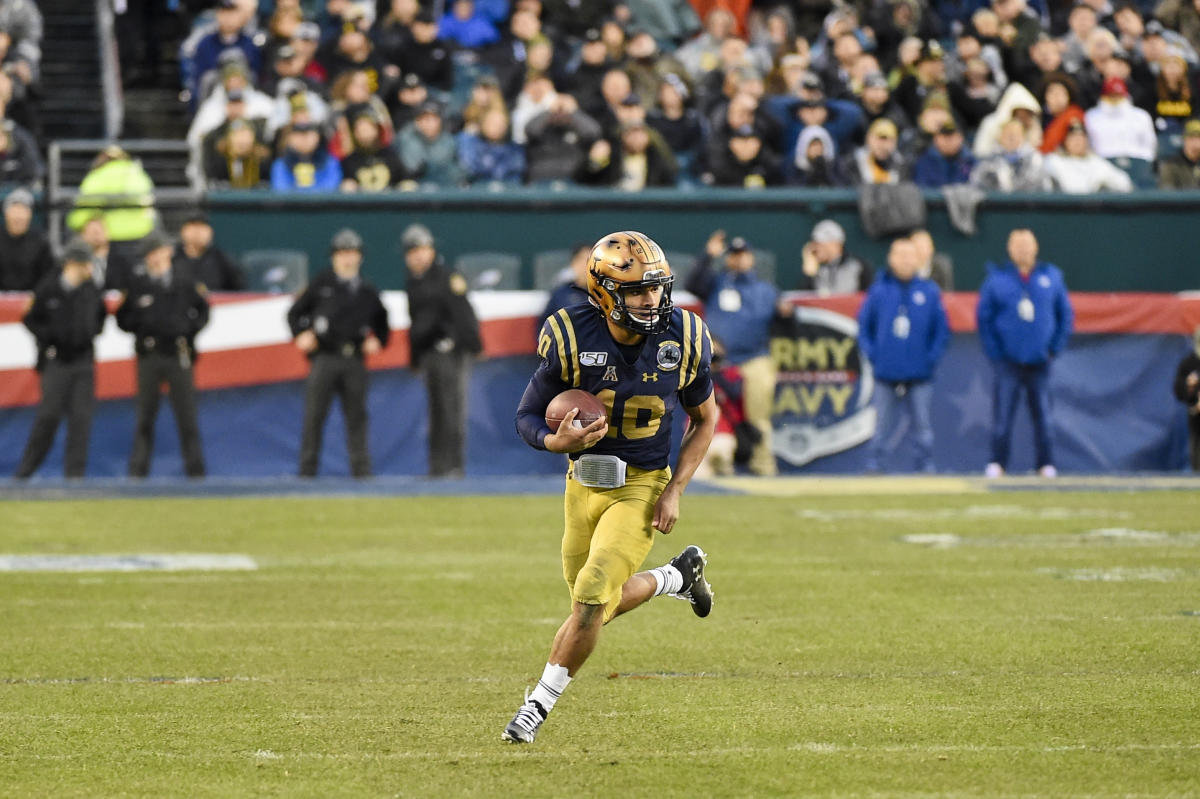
[95,0,123,140]
[46,139,199,251]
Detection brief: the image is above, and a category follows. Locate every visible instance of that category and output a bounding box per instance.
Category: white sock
[528,663,571,714]
[649,564,683,596]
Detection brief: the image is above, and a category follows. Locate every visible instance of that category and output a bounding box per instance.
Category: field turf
[2,489,1199,798]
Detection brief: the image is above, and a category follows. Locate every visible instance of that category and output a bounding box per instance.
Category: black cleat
[670,545,713,618]
[501,693,547,743]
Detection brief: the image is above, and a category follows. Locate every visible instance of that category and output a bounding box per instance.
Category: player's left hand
[362,334,382,355]
[652,485,682,534]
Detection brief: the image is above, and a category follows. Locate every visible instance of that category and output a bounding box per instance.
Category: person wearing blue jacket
[687,231,788,476]
[857,237,950,473]
[977,229,1074,478]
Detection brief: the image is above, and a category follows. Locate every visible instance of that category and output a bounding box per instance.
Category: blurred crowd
[157,0,1200,193]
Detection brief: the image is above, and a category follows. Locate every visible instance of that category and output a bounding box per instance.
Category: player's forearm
[669,405,718,493]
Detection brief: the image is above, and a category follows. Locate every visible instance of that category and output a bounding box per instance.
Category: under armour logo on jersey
[603,366,618,382]
[642,372,658,382]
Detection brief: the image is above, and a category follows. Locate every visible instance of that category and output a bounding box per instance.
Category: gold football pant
[561,463,671,622]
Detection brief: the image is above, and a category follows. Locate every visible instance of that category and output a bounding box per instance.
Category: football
[545,389,607,431]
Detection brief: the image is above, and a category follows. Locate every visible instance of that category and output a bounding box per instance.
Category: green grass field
[3,489,1199,798]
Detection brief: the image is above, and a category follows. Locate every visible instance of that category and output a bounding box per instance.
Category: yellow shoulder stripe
[685,311,704,387]
[678,309,694,390]
[552,308,581,387]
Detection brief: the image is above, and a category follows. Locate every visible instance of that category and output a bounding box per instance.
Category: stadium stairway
[39,0,106,141]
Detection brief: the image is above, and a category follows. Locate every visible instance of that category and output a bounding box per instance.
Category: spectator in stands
[540,0,612,43]
[483,8,542,101]
[1084,76,1158,180]
[0,116,41,186]
[1061,2,1101,74]
[457,107,526,185]
[972,118,1052,191]
[694,43,770,119]
[583,118,678,188]
[13,239,107,480]
[977,228,1073,478]
[396,100,465,186]
[189,61,275,162]
[511,73,560,145]
[563,28,613,119]
[0,187,50,291]
[625,30,690,111]
[1044,119,1135,193]
[385,73,430,131]
[765,71,861,157]
[1152,2,1200,59]
[293,21,327,86]
[991,0,1042,56]
[706,123,782,186]
[372,0,418,69]
[259,4,304,71]
[945,23,1008,92]
[539,241,592,324]
[79,215,134,292]
[1013,31,1064,96]
[843,117,909,185]
[913,118,976,187]
[288,227,389,478]
[1158,118,1200,188]
[909,229,954,290]
[704,90,782,177]
[173,213,247,291]
[524,93,604,184]
[894,41,950,125]
[870,0,941,73]
[623,0,702,48]
[686,230,786,476]
[194,89,266,184]
[856,236,949,474]
[268,74,333,146]
[397,10,454,94]
[319,6,387,88]
[647,74,703,177]
[593,68,637,136]
[975,82,1043,157]
[270,120,342,191]
[821,30,866,99]
[66,146,157,255]
[116,231,210,479]
[799,219,873,294]
[189,0,262,110]
[340,105,413,190]
[788,124,846,186]
[203,118,273,190]
[328,68,392,158]
[948,55,1001,135]
[1037,73,1086,155]
[459,74,507,136]
[1151,52,1194,137]
[857,70,912,139]
[676,8,737,81]
[438,0,500,48]
[1172,325,1200,471]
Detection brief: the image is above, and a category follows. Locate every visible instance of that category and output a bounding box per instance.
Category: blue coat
[687,255,779,365]
[912,145,976,188]
[857,270,949,382]
[977,260,1074,365]
[456,132,526,184]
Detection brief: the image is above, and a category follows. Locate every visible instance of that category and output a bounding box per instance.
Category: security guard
[402,223,481,477]
[14,238,108,479]
[115,230,210,478]
[287,228,390,477]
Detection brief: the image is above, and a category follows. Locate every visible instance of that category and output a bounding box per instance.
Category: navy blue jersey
[516,303,714,470]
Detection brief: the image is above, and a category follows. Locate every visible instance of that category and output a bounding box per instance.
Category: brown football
[545,389,607,431]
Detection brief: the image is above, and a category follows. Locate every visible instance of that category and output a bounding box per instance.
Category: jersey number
[595,389,664,440]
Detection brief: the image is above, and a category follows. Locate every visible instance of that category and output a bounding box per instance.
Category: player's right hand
[295,330,318,353]
[545,408,608,453]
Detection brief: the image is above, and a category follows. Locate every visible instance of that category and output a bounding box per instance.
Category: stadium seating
[453,251,523,290]
[240,249,309,293]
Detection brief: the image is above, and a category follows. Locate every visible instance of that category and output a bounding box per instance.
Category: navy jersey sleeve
[515,316,573,450]
[678,310,714,408]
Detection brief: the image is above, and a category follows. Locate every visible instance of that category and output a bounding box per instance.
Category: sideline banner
[0,292,1195,476]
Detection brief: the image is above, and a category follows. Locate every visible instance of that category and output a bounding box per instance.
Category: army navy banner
[769,305,875,466]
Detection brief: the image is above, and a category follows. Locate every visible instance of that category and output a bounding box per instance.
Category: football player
[503,230,720,744]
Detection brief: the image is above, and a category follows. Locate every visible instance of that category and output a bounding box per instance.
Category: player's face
[622,283,664,321]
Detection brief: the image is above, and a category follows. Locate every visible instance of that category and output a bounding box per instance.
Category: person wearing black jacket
[0,188,55,291]
[402,223,481,478]
[287,228,390,478]
[14,240,108,479]
[116,230,211,478]
[173,214,246,291]
[1174,326,1200,472]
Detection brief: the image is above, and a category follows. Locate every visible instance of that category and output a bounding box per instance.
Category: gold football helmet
[586,230,674,335]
